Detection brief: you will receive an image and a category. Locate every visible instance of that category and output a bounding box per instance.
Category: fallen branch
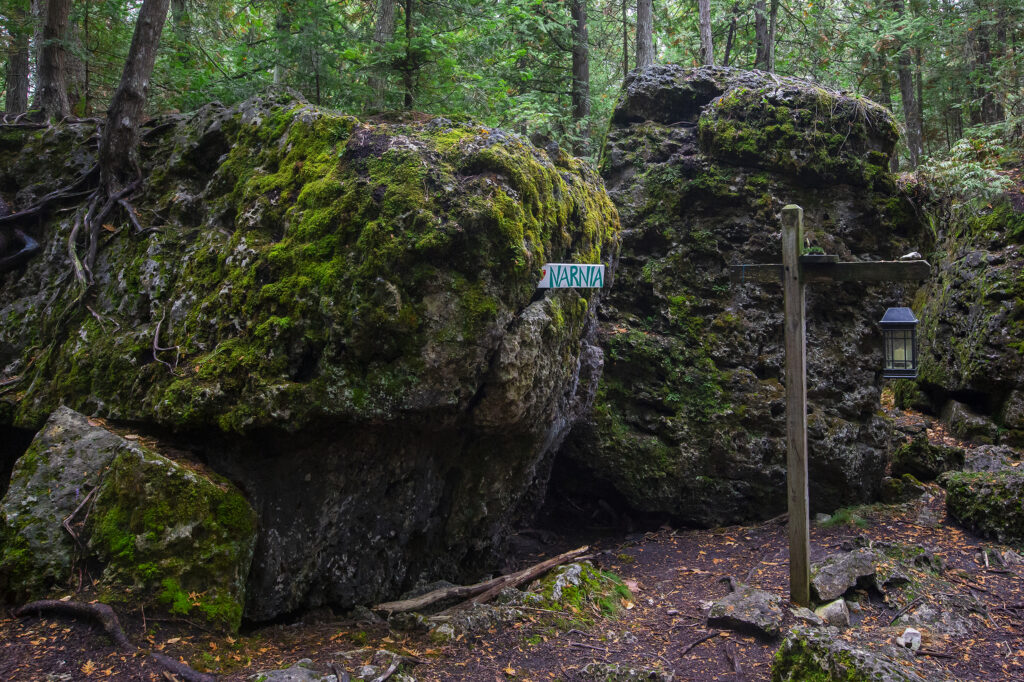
[369,654,402,682]
[889,596,925,625]
[914,648,954,659]
[679,631,719,656]
[373,545,588,614]
[15,600,215,682]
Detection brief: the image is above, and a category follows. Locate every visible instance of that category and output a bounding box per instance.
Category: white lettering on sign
[537,263,605,289]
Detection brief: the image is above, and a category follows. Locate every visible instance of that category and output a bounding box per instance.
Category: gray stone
[772,626,956,681]
[706,583,785,639]
[895,593,987,636]
[0,407,129,598]
[963,444,1020,472]
[814,598,850,627]
[790,606,824,626]
[942,400,999,444]
[252,660,329,682]
[810,549,877,602]
[581,662,673,682]
[895,628,922,651]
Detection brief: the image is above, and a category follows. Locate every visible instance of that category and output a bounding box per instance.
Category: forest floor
[2,412,1023,682]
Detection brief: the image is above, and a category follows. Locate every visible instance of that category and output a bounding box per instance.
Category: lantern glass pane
[885,329,915,370]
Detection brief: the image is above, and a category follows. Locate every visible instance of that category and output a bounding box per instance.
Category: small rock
[790,606,824,626]
[964,445,1019,473]
[251,661,328,682]
[666,608,680,615]
[895,627,922,651]
[581,661,673,681]
[810,549,877,602]
[942,400,999,443]
[706,583,785,639]
[814,598,850,627]
[813,513,831,523]
[900,251,922,260]
[428,622,455,643]
[388,611,430,632]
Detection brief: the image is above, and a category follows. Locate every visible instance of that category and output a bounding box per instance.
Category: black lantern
[880,307,919,378]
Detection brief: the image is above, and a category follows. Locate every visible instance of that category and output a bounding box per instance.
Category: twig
[569,642,609,653]
[679,631,718,656]
[153,310,181,375]
[369,653,401,682]
[329,662,349,682]
[723,640,742,673]
[61,488,96,550]
[889,596,925,625]
[914,648,954,659]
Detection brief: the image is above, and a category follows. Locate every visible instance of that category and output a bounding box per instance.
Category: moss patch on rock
[87,445,257,631]
[940,469,1024,545]
[891,435,965,481]
[529,562,632,626]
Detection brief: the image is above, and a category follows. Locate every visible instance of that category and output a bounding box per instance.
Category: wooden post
[781,204,811,607]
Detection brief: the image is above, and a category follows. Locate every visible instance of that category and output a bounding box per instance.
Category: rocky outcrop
[0,95,619,620]
[0,407,256,630]
[707,582,785,638]
[896,197,1024,446]
[558,66,928,524]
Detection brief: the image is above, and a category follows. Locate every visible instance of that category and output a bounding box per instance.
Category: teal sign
[537,263,605,289]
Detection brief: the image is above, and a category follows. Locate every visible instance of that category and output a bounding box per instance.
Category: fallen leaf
[124,434,140,440]
[503,666,516,676]
[166,637,181,644]
[81,660,97,675]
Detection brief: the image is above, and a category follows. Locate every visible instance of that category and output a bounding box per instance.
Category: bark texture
[33,0,72,121]
[5,33,30,115]
[635,0,653,68]
[698,0,714,65]
[98,0,171,188]
[571,0,590,120]
[369,0,397,109]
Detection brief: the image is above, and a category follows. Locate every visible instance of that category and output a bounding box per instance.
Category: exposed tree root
[0,164,100,227]
[15,600,216,682]
[0,229,40,274]
[372,545,589,615]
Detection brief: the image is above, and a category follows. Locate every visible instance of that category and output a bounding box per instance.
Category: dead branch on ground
[373,545,588,615]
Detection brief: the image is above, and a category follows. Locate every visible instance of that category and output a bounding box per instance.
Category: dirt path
[3,417,1024,681]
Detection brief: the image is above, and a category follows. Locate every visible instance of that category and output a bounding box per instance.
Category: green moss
[87,447,256,631]
[531,563,633,627]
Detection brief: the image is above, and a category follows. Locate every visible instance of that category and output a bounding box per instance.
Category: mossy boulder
[940,469,1024,545]
[771,626,954,681]
[0,407,255,630]
[0,94,618,620]
[890,435,965,481]
[557,65,929,524]
[893,196,1024,445]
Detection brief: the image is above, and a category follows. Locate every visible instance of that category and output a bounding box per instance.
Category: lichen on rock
[0,407,256,630]
[0,93,619,621]
[558,65,928,525]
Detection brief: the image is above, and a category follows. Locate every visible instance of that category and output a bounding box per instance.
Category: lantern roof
[879,307,917,326]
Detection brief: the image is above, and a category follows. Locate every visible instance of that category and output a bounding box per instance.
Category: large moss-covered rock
[557,65,928,523]
[0,94,618,620]
[940,469,1024,544]
[891,435,965,481]
[0,407,255,630]
[895,197,1024,445]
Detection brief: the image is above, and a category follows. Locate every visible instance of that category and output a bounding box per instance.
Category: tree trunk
[33,0,72,121]
[272,5,290,84]
[753,0,769,70]
[369,0,397,110]
[892,0,922,166]
[571,0,590,121]
[767,0,779,72]
[402,0,414,109]
[622,0,629,77]
[698,0,714,65]
[98,0,171,189]
[4,5,30,115]
[722,1,739,66]
[635,0,653,68]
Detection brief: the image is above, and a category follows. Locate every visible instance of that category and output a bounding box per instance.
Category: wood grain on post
[781,204,811,607]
